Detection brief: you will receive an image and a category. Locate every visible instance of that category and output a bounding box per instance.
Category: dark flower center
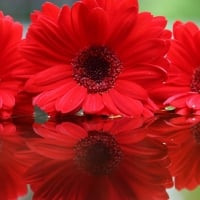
[191,67,200,93]
[191,123,200,144]
[74,130,123,175]
[72,46,122,93]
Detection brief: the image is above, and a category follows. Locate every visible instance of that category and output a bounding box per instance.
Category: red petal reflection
[167,116,200,190]
[0,122,28,199]
[148,115,200,190]
[21,117,172,200]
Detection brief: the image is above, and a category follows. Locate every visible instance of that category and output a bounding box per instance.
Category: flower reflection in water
[0,122,27,200]
[23,117,172,200]
[161,116,200,190]
[73,129,123,176]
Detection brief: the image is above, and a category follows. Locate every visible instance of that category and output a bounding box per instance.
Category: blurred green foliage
[139,0,200,22]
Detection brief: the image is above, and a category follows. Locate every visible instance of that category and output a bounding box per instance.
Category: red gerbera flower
[23,118,172,200]
[0,12,35,119]
[21,0,170,117]
[153,21,200,115]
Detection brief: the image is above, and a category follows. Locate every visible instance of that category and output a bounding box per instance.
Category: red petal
[119,64,167,83]
[82,94,104,114]
[151,85,190,103]
[58,5,82,51]
[168,42,197,73]
[41,2,60,19]
[115,80,148,100]
[186,94,200,109]
[56,122,87,139]
[164,93,191,107]
[121,39,169,64]
[176,108,191,115]
[118,13,168,50]
[56,85,87,113]
[70,2,89,46]
[109,117,145,135]
[33,122,78,144]
[102,92,120,114]
[109,89,144,116]
[173,21,199,40]
[22,18,71,65]
[26,138,74,160]
[106,6,137,48]
[25,65,72,92]
[82,7,108,44]
[34,82,76,112]
[0,90,15,108]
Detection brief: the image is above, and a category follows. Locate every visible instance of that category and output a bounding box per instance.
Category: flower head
[153,21,200,115]
[0,12,35,119]
[21,0,170,117]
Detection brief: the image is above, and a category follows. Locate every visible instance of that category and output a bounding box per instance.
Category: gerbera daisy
[21,0,171,117]
[0,12,36,119]
[153,21,200,115]
[23,118,172,200]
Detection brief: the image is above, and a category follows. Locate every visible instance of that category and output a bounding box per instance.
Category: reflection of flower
[0,122,17,136]
[0,12,33,119]
[162,116,200,190]
[146,115,200,140]
[149,115,200,190]
[153,21,200,115]
[21,0,170,117]
[0,123,27,199]
[25,118,172,200]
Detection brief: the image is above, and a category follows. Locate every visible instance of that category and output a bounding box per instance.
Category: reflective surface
[1,114,200,199]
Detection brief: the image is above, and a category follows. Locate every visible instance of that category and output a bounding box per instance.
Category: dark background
[0,0,75,21]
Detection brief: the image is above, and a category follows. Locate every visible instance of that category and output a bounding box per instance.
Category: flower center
[191,67,200,93]
[74,130,123,175]
[72,46,122,93]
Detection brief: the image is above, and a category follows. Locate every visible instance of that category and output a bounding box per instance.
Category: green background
[139,0,200,22]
